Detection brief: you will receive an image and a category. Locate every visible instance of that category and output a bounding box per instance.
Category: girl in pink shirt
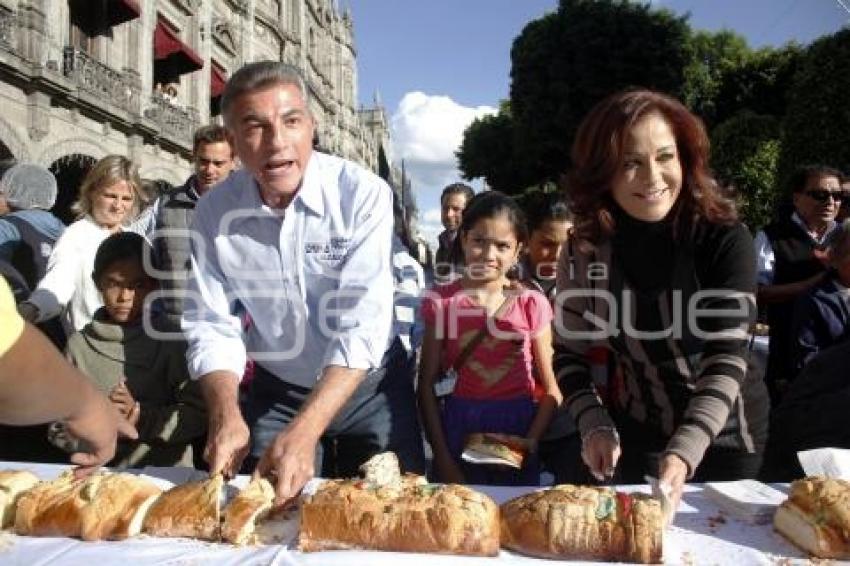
[418,191,562,485]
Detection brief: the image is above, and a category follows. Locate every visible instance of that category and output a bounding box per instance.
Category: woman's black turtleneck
[610,203,677,294]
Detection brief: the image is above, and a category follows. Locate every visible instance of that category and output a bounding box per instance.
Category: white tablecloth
[0,461,842,565]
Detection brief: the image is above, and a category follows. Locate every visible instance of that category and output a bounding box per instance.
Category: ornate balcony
[0,9,17,54]
[143,91,198,147]
[63,47,134,113]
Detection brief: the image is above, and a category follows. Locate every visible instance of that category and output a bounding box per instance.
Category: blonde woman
[19,155,143,335]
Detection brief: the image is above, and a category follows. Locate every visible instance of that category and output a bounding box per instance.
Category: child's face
[527,220,571,279]
[97,258,156,324]
[441,193,468,232]
[461,214,521,282]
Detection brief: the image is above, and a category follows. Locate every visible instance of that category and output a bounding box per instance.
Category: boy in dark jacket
[64,232,206,468]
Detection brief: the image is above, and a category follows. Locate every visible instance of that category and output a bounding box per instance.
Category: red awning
[109,0,141,27]
[154,19,203,77]
[69,0,140,35]
[211,64,227,98]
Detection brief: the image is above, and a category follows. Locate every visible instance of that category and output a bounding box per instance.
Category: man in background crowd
[433,182,474,281]
[754,164,843,403]
[152,125,235,324]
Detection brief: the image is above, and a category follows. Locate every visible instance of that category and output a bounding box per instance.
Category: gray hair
[221,61,310,126]
[0,163,58,210]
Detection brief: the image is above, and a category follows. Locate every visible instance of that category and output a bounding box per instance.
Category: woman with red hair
[553,89,769,515]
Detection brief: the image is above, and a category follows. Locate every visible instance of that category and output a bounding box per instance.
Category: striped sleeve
[665,224,757,475]
[553,242,616,436]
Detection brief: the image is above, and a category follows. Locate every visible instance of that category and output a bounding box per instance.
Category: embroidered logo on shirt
[305,237,351,262]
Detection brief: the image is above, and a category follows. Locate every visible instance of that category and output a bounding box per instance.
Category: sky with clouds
[345,0,848,251]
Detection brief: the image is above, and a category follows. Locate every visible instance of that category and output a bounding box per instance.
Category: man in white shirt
[182,61,424,505]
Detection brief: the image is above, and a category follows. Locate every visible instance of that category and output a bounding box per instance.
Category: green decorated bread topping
[595,494,616,520]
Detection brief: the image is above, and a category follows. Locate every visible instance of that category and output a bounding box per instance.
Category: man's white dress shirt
[182,152,395,388]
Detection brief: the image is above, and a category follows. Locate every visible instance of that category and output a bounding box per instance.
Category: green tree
[713,43,802,126]
[681,29,751,128]
[778,29,850,182]
[508,0,691,185]
[455,101,527,193]
[711,111,782,231]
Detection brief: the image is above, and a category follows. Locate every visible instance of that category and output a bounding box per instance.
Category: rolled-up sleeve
[320,180,394,372]
[181,205,247,381]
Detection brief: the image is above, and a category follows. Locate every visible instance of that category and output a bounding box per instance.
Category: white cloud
[390,91,495,250]
[416,208,444,253]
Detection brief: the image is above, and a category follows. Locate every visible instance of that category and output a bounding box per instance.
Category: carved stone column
[27,91,50,142]
[17,0,47,64]
[127,133,144,166]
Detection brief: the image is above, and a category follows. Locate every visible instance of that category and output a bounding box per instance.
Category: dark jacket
[154,176,199,323]
[763,216,831,387]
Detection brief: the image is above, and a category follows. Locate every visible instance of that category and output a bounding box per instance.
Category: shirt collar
[247,152,324,216]
[296,152,324,216]
[791,211,836,244]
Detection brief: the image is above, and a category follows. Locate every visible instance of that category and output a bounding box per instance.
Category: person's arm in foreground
[182,200,251,479]
[661,225,758,517]
[0,322,137,476]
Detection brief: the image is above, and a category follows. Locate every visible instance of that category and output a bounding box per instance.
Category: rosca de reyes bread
[221,477,275,545]
[5,468,293,545]
[500,484,663,563]
[15,471,161,540]
[298,452,500,556]
[774,477,850,559]
[0,470,39,529]
[142,474,224,540]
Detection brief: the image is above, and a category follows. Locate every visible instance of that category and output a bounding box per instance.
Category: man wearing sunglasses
[754,164,844,405]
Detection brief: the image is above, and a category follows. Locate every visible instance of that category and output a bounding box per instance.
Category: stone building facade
[0,0,409,228]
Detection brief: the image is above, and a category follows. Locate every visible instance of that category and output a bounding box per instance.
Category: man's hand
[581,428,621,482]
[253,365,366,507]
[254,426,319,507]
[65,391,138,478]
[204,408,250,479]
[200,371,250,479]
[658,452,689,525]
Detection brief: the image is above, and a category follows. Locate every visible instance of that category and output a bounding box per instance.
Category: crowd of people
[0,61,847,513]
